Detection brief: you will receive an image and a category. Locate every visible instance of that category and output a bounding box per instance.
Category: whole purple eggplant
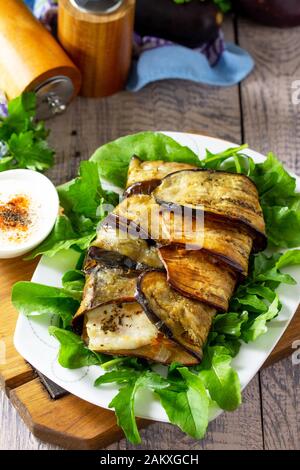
[234,0,300,27]
[135,0,223,48]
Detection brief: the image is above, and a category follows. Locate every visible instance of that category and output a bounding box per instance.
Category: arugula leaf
[94,369,140,386]
[108,371,168,444]
[198,346,241,411]
[157,368,210,440]
[49,326,104,369]
[0,92,54,172]
[201,145,250,172]
[12,282,79,328]
[90,131,200,188]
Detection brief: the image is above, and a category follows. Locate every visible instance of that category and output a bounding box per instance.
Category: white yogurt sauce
[0,170,59,258]
[0,181,46,247]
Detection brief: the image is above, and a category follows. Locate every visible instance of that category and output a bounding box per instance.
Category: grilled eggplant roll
[73,248,144,331]
[136,270,216,359]
[113,194,252,275]
[125,156,196,196]
[83,300,199,365]
[93,222,163,269]
[159,246,237,311]
[153,169,266,251]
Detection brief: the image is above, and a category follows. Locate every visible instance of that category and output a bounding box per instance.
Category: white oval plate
[14,132,300,423]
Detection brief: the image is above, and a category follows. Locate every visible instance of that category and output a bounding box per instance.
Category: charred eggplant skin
[123,179,161,198]
[135,270,174,340]
[85,246,148,273]
[135,0,222,48]
[100,213,155,245]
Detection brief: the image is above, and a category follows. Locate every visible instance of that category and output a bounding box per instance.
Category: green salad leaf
[198,345,241,411]
[49,326,104,369]
[90,131,200,188]
[27,161,118,259]
[61,270,85,299]
[157,367,210,440]
[11,282,79,329]
[104,371,168,444]
[0,92,54,172]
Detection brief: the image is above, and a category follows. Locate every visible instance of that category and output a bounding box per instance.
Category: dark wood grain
[260,358,300,450]
[238,18,300,450]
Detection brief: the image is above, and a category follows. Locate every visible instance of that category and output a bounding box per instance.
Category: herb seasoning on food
[0,195,33,244]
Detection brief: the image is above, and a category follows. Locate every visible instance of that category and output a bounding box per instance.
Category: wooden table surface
[1,17,300,450]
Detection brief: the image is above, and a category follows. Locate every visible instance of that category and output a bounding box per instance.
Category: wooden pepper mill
[58,0,136,97]
[0,0,81,119]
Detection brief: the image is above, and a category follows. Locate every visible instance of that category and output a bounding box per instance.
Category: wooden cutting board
[0,257,299,449]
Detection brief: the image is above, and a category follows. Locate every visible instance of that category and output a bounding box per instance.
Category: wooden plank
[8,378,142,450]
[238,18,300,451]
[260,357,300,450]
[0,257,38,391]
[0,389,60,450]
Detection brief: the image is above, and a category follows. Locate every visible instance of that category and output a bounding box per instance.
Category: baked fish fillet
[83,300,199,365]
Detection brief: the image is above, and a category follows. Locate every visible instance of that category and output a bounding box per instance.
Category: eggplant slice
[113,194,252,275]
[73,248,144,330]
[93,221,163,269]
[136,270,216,359]
[83,300,199,365]
[159,245,237,311]
[126,156,196,189]
[153,169,266,251]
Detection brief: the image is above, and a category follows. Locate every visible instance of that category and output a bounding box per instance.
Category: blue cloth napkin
[127,42,254,91]
[24,0,254,89]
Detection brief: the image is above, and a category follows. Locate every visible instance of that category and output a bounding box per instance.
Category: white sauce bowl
[0,170,59,259]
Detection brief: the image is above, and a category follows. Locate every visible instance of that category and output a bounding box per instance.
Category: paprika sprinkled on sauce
[0,170,59,258]
[0,195,30,234]
[0,187,41,247]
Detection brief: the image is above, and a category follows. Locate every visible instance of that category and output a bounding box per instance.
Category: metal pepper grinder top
[70,0,123,14]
